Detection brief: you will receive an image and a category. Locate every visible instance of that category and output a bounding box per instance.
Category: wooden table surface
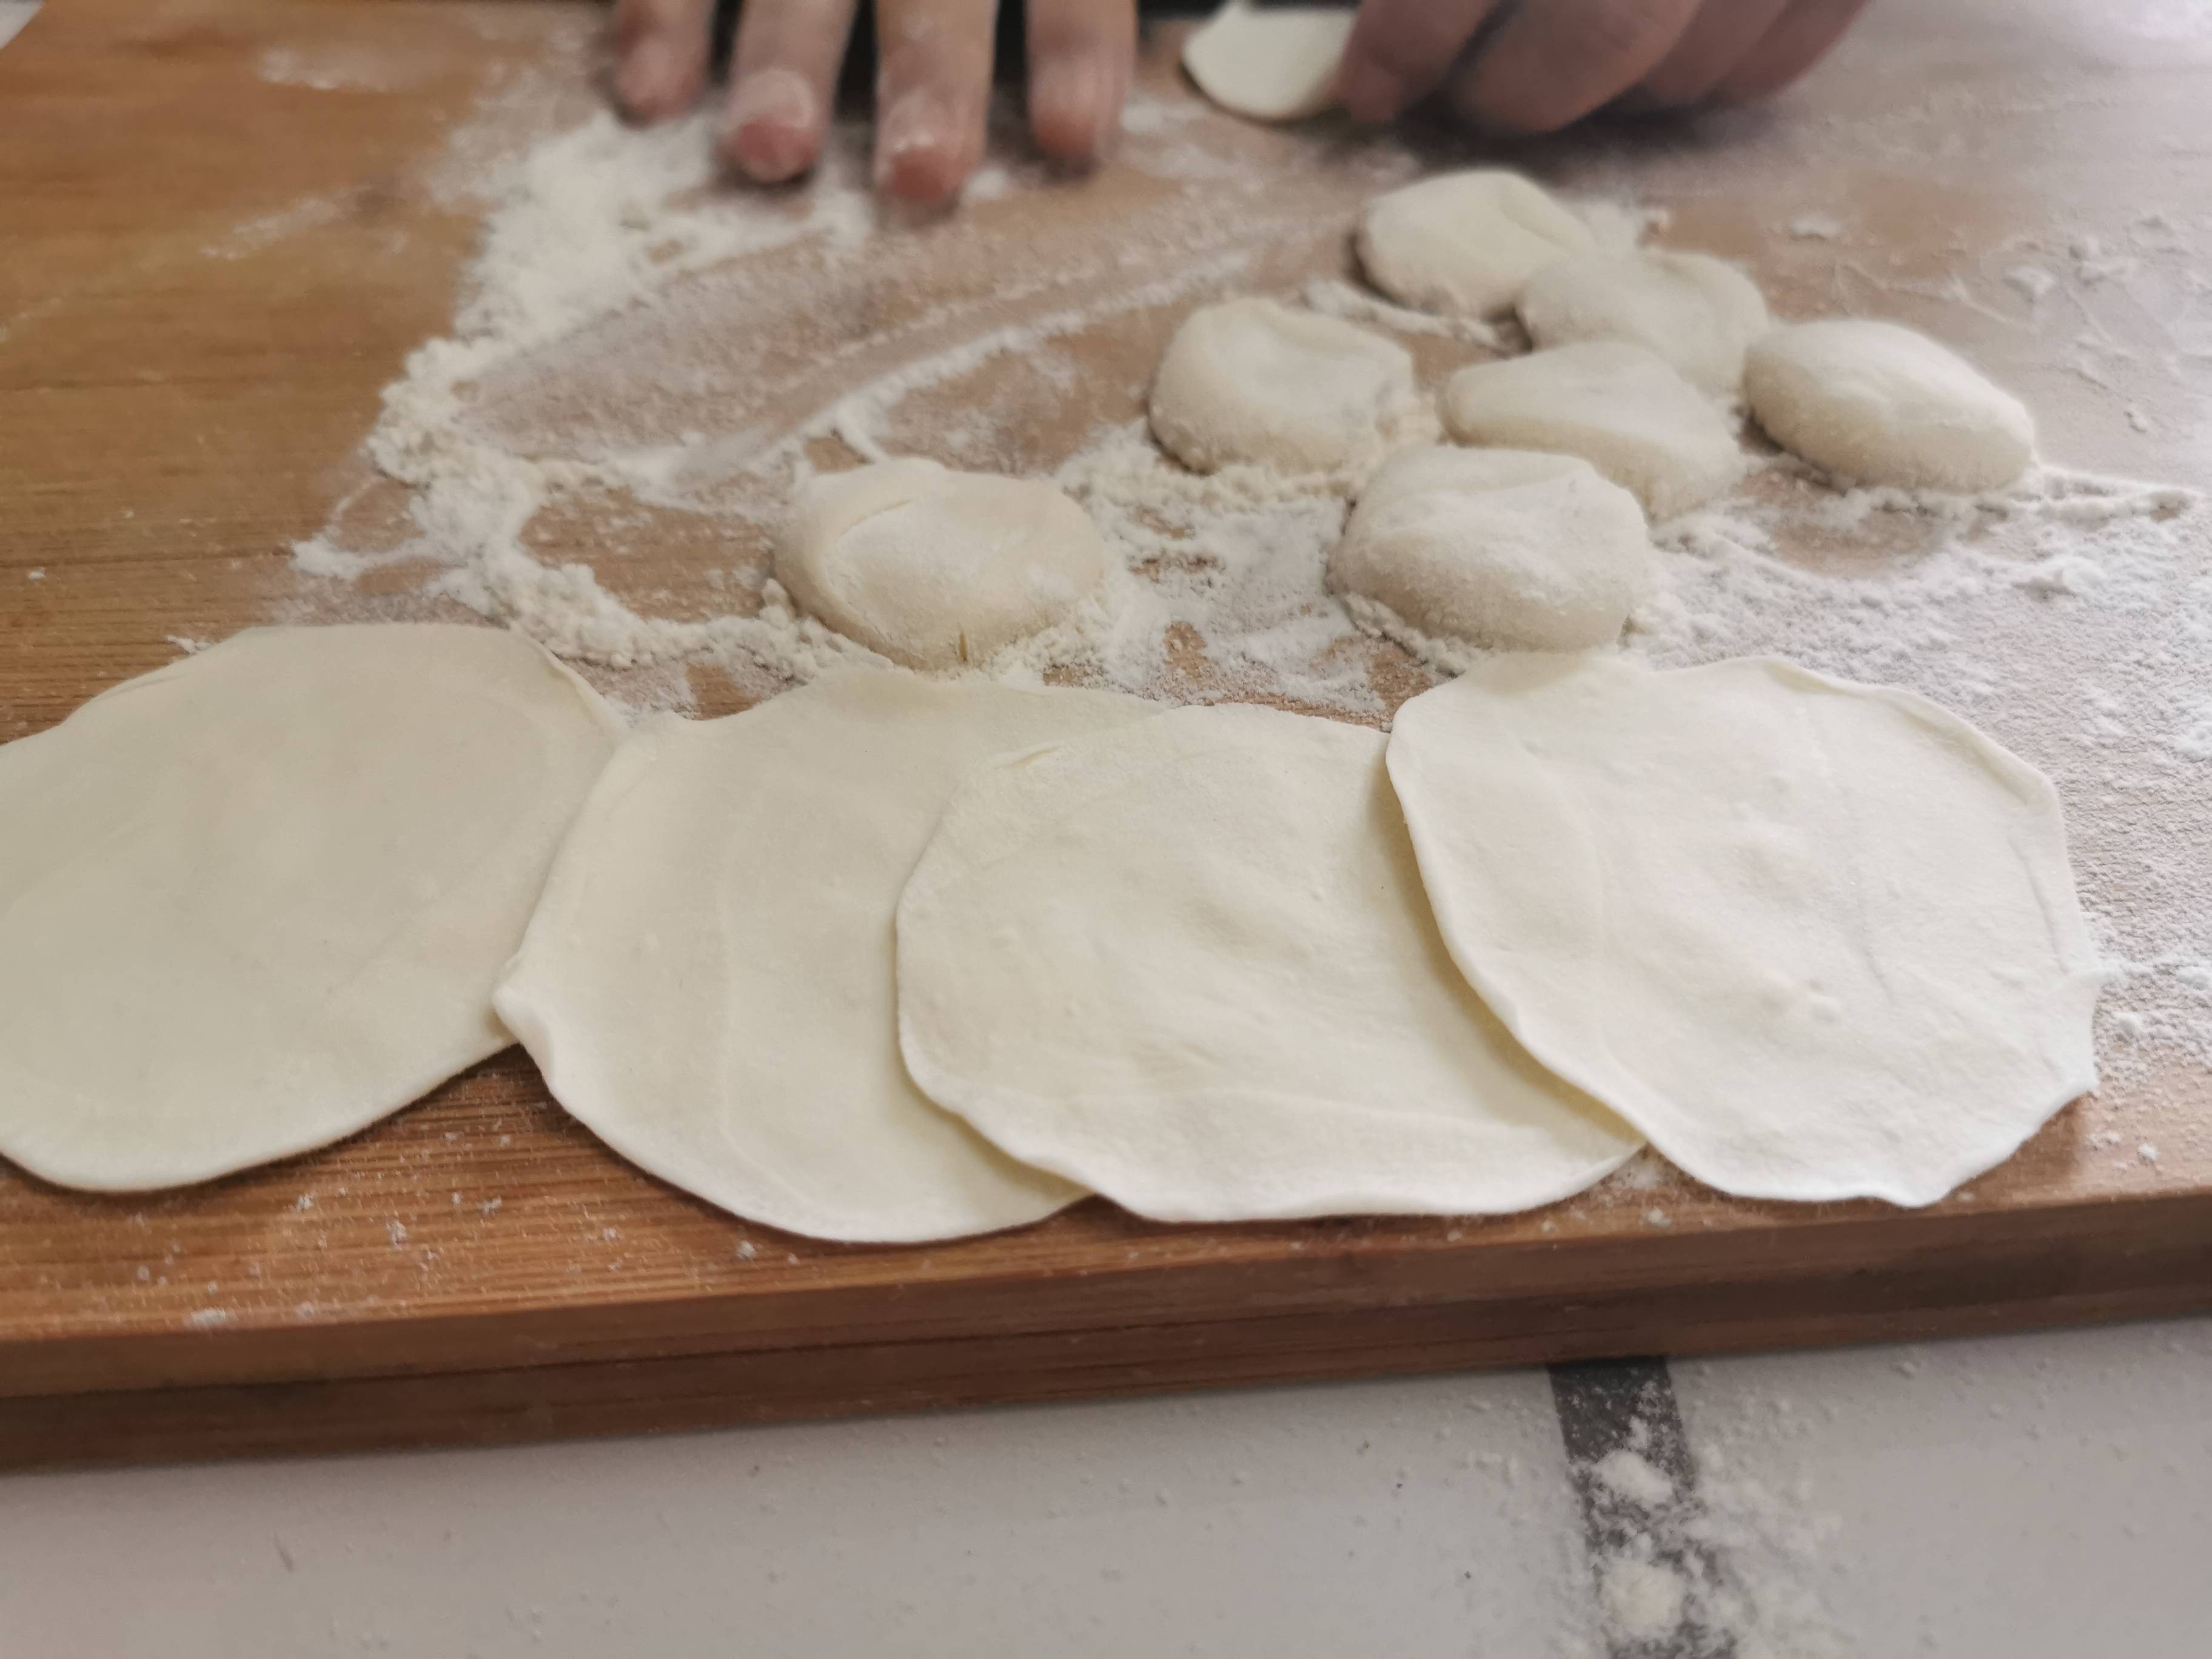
[2,0,2208,1467]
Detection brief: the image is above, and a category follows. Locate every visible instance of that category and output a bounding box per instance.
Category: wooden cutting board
[2,0,2208,1469]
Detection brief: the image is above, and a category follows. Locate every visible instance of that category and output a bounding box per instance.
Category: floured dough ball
[1518,249,1771,396]
[1148,297,1427,477]
[1358,170,1596,318]
[1182,1,1353,122]
[1744,319,2036,491]
[1333,447,1654,652]
[776,458,1105,669]
[1442,341,1743,521]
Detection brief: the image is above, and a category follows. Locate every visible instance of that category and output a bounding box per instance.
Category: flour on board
[283,58,2212,1108]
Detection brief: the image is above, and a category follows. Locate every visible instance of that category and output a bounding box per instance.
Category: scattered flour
[282,63,2212,1101]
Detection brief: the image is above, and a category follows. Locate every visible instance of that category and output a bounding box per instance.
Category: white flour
[284,61,2212,1104]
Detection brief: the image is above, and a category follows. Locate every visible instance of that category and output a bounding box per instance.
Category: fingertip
[722,68,825,183]
[1030,53,1122,164]
[1333,53,1407,124]
[615,35,697,124]
[874,92,975,204]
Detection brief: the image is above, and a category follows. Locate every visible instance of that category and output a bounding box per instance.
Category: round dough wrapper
[495,671,1158,1243]
[0,625,623,1191]
[1517,248,1771,396]
[1387,654,2102,1208]
[896,704,1640,1223]
[1332,446,1655,652]
[1357,170,1597,319]
[1182,1,1353,122]
[1148,297,1427,477]
[1744,319,2035,492]
[1442,341,1744,521]
[776,458,1107,670]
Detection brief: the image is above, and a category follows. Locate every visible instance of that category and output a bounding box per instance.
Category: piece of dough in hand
[1518,249,1771,396]
[776,459,1106,670]
[1149,297,1427,478]
[1358,170,1597,319]
[1182,1,1353,122]
[1333,446,1655,652]
[497,671,1160,1243]
[1744,318,2036,491]
[1442,341,1744,520]
[1387,654,2101,1208]
[0,625,623,1191]
[897,703,1640,1223]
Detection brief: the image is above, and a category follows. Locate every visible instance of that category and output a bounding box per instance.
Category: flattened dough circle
[896,703,1640,1223]
[1148,297,1426,478]
[1332,446,1655,652]
[1744,319,2035,492]
[1358,170,1596,319]
[0,625,623,1191]
[776,459,1106,670]
[1386,654,2102,1207]
[495,671,1158,1242]
[1442,341,1744,521]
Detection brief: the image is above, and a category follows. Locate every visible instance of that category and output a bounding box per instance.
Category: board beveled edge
[6,1190,2208,1469]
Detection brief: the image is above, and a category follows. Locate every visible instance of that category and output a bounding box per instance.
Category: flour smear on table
[275,53,2212,1141]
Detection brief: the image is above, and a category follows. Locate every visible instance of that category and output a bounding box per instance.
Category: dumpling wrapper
[1387,654,2102,1208]
[0,625,623,1191]
[896,702,1640,1223]
[495,671,1159,1242]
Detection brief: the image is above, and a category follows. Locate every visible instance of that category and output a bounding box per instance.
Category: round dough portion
[1744,319,2035,491]
[1182,1,1352,122]
[1358,170,1597,318]
[776,458,1106,670]
[1387,654,2102,1208]
[0,625,623,1191]
[1517,249,1771,396]
[1148,297,1426,477]
[1442,341,1744,521]
[1332,446,1654,652]
[495,671,1158,1243]
[896,704,1640,1223]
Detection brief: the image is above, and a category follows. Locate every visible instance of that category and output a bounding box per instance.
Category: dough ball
[896,703,1639,1224]
[1387,654,2101,1207]
[1148,297,1427,477]
[1357,170,1597,319]
[0,625,623,1191]
[776,458,1106,670]
[1182,1,1352,122]
[1441,341,1744,521]
[497,672,1160,1242]
[1332,446,1654,652]
[1744,318,2036,492]
[1517,248,1771,396]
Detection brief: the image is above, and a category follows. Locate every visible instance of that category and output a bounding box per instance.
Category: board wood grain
[2,0,2208,1469]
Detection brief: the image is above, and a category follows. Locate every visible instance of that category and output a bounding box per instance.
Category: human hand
[611,0,1134,204]
[1335,0,1872,133]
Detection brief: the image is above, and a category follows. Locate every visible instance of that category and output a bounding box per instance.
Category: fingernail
[617,36,681,119]
[1335,58,1404,124]
[874,90,951,195]
[723,69,819,182]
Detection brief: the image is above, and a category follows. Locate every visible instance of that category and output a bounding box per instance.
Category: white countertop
[6,1316,2207,1656]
